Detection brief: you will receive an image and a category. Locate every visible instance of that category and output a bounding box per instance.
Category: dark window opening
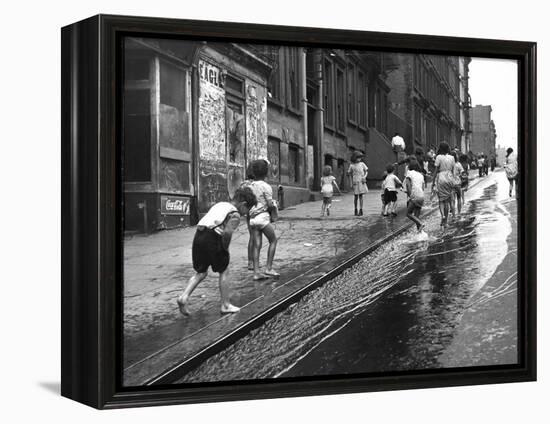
[124,89,151,182]
[336,67,345,132]
[225,74,244,98]
[288,144,300,183]
[160,61,186,111]
[347,64,356,122]
[323,60,334,127]
[287,48,301,111]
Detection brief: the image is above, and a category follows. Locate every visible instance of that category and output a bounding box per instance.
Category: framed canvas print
[61,14,536,409]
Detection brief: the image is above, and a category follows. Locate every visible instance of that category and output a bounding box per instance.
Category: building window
[347,63,356,123]
[357,71,367,127]
[288,144,300,183]
[158,59,192,193]
[414,104,422,143]
[336,66,345,132]
[323,59,334,128]
[124,54,152,183]
[373,89,378,130]
[267,137,280,182]
[267,46,284,104]
[287,47,301,112]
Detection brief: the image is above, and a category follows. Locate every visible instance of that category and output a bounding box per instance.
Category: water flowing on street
[177,171,517,383]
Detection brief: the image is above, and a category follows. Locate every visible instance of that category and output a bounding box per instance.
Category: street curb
[147,175,485,385]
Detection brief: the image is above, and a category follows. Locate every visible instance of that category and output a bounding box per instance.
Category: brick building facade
[386,54,471,155]
[469,104,497,157]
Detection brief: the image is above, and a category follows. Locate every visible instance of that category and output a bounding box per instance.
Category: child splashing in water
[320,165,341,216]
[405,160,426,234]
[177,187,257,315]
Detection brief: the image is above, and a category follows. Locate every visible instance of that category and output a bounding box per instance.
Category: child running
[320,165,341,216]
[249,159,279,280]
[405,160,426,233]
[177,187,257,315]
[381,163,402,216]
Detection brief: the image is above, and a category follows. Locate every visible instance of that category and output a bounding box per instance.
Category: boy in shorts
[177,187,257,315]
[381,163,402,216]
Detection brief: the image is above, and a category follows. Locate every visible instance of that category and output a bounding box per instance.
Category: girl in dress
[320,165,341,216]
[504,148,518,197]
[347,151,369,216]
[432,142,456,228]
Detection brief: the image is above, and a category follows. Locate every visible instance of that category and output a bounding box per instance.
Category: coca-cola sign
[161,196,190,215]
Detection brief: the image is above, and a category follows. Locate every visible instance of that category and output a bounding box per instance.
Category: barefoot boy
[177,187,257,315]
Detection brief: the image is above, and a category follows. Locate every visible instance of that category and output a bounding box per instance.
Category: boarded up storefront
[197,47,271,214]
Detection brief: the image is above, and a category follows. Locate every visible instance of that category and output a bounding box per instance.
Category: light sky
[468,58,518,151]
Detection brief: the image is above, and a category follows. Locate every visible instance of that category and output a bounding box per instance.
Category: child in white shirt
[405,160,426,232]
[320,165,341,216]
[381,164,402,216]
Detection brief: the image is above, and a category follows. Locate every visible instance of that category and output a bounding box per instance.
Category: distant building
[495,145,507,166]
[386,54,471,155]
[458,57,472,152]
[469,105,497,157]
[258,47,399,196]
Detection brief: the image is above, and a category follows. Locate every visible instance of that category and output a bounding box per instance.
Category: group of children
[319,151,428,234]
[177,159,279,316]
[178,149,469,316]
[381,161,426,233]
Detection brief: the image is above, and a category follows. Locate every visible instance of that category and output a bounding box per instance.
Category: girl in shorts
[177,187,257,315]
[320,165,341,216]
[249,160,279,280]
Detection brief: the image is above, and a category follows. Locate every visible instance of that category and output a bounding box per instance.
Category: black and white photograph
[122,37,522,387]
[3,0,547,421]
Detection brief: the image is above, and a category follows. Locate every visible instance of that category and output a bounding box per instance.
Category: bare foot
[221,303,240,314]
[264,269,280,277]
[253,273,268,280]
[177,295,190,315]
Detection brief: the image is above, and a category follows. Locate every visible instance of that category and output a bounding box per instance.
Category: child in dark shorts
[177,187,257,315]
[381,164,402,216]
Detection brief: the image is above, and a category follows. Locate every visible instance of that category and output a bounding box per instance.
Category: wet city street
[178,170,518,383]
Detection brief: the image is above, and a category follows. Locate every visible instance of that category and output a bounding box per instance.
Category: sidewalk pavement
[123,171,480,386]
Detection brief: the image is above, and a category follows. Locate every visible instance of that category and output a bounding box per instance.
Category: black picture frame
[61,14,537,409]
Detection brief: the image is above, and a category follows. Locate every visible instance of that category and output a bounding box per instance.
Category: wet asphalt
[177,170,518,383]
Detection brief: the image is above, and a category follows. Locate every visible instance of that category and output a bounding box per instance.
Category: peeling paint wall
[198,60,228,212]
[245,82,268,162]
[197,53,270,213]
